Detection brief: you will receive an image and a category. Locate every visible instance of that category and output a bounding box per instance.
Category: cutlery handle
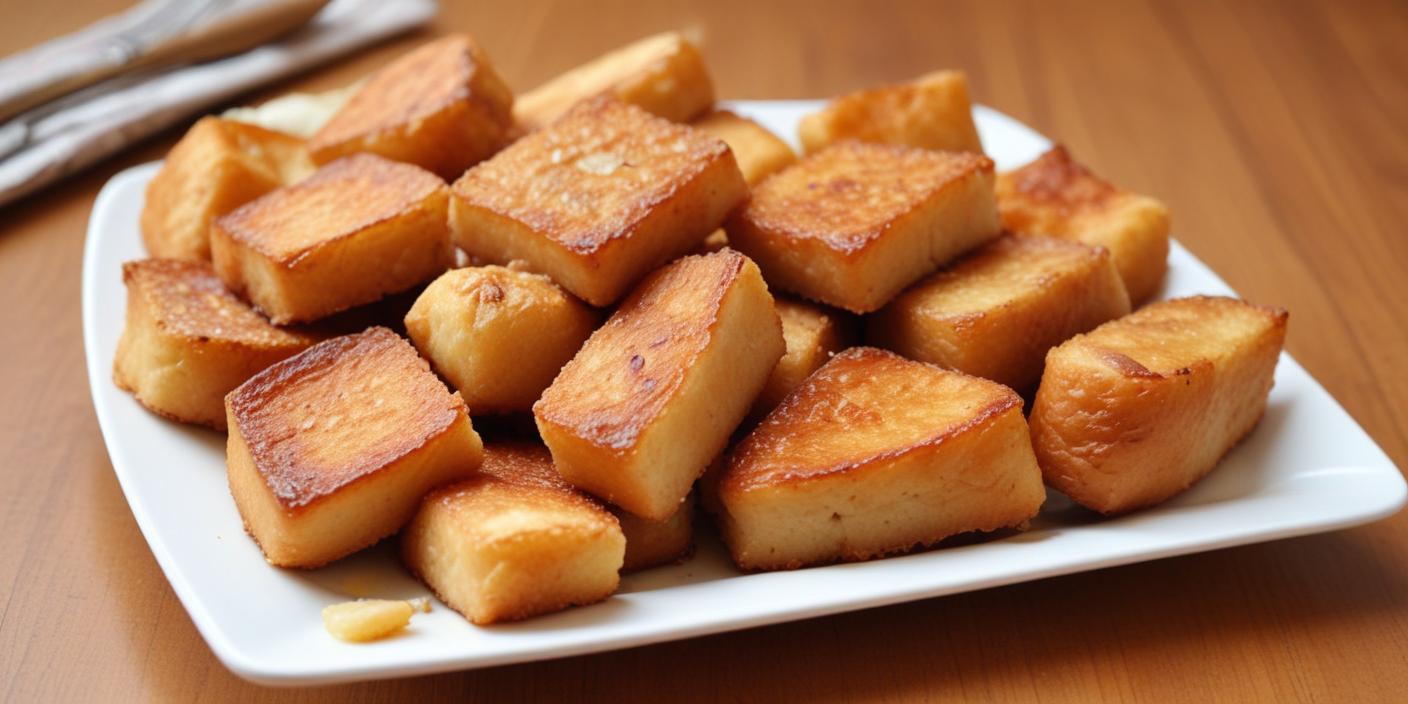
[0,0,328,124]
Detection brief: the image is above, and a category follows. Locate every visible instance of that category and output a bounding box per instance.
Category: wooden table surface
[2,0,1406,700]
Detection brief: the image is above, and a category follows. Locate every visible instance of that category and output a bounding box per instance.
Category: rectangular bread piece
[691,109,797,186]
[751,297,853,420]
[718,347,1046,570]
[514,31,714,131]
[798,70,984,155]
[404,266,598,413]
[867,234,1131,392]
[309,34,514,180]
[1029,296,1287,514]
[141,117,312,261]
[225,327,483,567]
[451,97,748,306]
[113,259,317,429]
[211,153,453,324]
[996,145,1171,303]
[726,141,1000,313]
[402,442,625,624]
[534,250,785,520]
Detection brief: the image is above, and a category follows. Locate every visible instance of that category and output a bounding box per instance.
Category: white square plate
[83,100,1405,685]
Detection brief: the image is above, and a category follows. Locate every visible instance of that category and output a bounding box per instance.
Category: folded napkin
[0,0,436,207]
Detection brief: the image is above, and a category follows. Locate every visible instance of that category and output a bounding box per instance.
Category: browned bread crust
[310,34,514,180]
[402,442,625,624]
[718,347,1046,570]
[225,327,482,567]
[726,141,1000,313]
[996,146,1171,303]
[211,153,452,324]
[1029,296,1287,514]
[867,234,1131,392]
[535,249,784,520]
[451,97,747,306]
[113,258,316,429]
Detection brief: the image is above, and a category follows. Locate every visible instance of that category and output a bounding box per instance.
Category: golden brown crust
[999,145,1116,216]
[421,444,620,540]
[309,35,514,179]
[691,109,797,185]
[798,69,984,155]
[455,97,732,255]
[736,142,993,256]
[1030,295,1288,514]
[1071,295,1288,376]
[473,442,607,507]
[140,117,312,261]
[402,442,623,623]
[215,154,447,266]
[866,234,1131,390]
[996,146,1171,303]
[121,259,314,349]
[534,250,746,450]
[225,327,467,512]
[403,266,599,413]
[751,297,853,418]
[723,347,1020,493]
[514,31,714,130]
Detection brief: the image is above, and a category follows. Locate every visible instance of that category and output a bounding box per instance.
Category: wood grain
[2,0,1406,700]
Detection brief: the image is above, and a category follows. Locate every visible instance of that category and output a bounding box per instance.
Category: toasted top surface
[195,117,312,181]
[738,142,992,253]
[123,259,313,348]
[454,98,730,254]
[414,265,582,317]
[998,145,1121,215]
[217,153,446,264]
[895,235,1112,317]
[477,442,584,493]
[535,250,749,448]
[804,70,979,148]
[515,31,701,125]
[691,109,795,184]
[724,347,1019,492]
[1055,296,1287,377]
[311,35,511,149]
[227,327,466,509]
[424,442,616,542]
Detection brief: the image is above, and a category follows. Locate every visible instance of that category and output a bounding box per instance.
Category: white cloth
[0,0,436,206]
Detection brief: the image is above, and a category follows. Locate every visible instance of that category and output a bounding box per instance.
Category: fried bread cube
[141,117,313,261]
[752,297,853,419]
[402,442,625,624]
[726,141,1000,313]
[692,109,797,185]
[613,491,695,572]
[534,250,785,520]
[514,31,713,131]
[211,153,453,324]
[996,146,1171,303]
[798,70,984,155]
[226,327,483,568]
[113,259,317,429]
[451,98,748,306]
[309,35,514,180]
[404,266,598,413]
[868,235,1131,391]
[717,347,1046,570]
[1029,296,1287,514]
